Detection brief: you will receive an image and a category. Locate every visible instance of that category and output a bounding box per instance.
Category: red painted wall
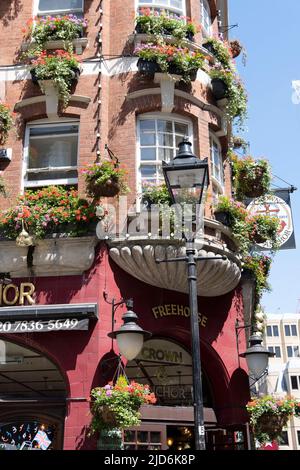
[2,243,250,449]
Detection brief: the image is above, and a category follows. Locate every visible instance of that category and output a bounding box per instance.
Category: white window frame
[136,112,193,204]
[287,345,300,358]
[268,346,281,358]
[200,0,212,36]
[266,325,279,337]
[22,119,80,190]
[284,324,298,337]
[34,0,84,16]
[209,133,224,194]
[136,0,186,17]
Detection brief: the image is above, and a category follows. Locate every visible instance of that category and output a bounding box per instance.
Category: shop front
[0,246,251,450]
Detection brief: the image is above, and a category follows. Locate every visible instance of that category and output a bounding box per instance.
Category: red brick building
[0,0,253,450]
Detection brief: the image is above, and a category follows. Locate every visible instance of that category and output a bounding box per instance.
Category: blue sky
[230,0,300,313]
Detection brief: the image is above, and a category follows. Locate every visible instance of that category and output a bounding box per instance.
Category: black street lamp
[160,139,210,451]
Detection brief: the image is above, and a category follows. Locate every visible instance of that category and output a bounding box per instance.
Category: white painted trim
[135,0,186,17]
[14,94,91,111]
[210,132,224,188]
[22,119,80,192]
[34,0,84,16]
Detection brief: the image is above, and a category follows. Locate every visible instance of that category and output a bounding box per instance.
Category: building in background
[265,313,300,450]
[0,0,255,450]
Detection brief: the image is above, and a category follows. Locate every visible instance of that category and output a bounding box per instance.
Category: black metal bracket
[156,255,227,264]
[103,291,133,335]
[235,319,252,368]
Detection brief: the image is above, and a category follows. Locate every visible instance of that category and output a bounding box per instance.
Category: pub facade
[0,0,253,450]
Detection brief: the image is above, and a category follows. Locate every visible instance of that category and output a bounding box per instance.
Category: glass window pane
[170,0,182,9]
[266,326,272,337]
[140,133,156,146]
[287,346,293,358]
[140,120,156,132]
[285,325,290,336]
[273,325,279,336]
[137,431,148,443]
[294,346,300,357]
[29,135,78,169]
[175,135,186,148]
[158,133,173,147]
[297,430,300,446]
[141,148,156,161]
[124,430,135,442]
[175,122,188,135]
[141,165,157,177]
[292,325,297,336]
[157,120,173,133]
[275,347,281,358]
[124,444,136,450]
[38,0,83,12]
[291,376,298,390]
[268,346,274,354]
[150,432,161,443]
[158,148,174,161]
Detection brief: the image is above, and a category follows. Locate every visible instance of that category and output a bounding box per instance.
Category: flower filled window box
[29,50,81,108]
[135,9,200,42]
[231,156,271,200]
[22,15,88,54]
[0,186,105,242]
[246,395,299,446]
[135,43,204,82]
[202,37,233,69]
[82,160,129,200]
[0,103,13,146]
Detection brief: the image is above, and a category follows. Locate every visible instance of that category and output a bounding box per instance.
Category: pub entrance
[125,338,250,450]
[0,338,66,450]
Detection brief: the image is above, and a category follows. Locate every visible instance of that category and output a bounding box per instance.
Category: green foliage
[203,37,233,69]
[24,14,87,54]
[82,160,129,198]
[0,186,102,240]
[209,66,248,130]
[242,255,272,312]
[246,395,298,445]
[90,376,156,433]
[142,183,172,206]
[136,9,200,40]
[247,214,280,247]
[231,156,271,201]
[30,50,80,108]
[0,176,6,197]
[135,43,205,82]
[0,103,14,145]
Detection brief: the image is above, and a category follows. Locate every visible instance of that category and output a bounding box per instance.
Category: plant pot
[135,23,145,34]
[214,211,232,227]
[189,68,198,82]
[30,68,39,84]
[256,413,290,441]
[202,42,215,55]
[211,78,228,100]
[230,40,243,58]
[87,178,121,198]
[186,31,195,42]
[238,167,266,198]
[168,63,183,76]
[97,428,123,450]
[137,58,160,77]
[251,232,268,244]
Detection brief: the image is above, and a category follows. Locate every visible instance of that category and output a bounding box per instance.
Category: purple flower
[106,390,112,396]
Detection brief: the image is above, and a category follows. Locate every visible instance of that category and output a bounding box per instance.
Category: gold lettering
[152,306,159,319]
[177,305,184,316]
[201,315,208,328]
[0,284,2,305]
[19,283,35,305]
[165,304,171,315]
[171,304,177,315]
[184,307,190,317]
[3,284,19,306]
[158,306,165,317]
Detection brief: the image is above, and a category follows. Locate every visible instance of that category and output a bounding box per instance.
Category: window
[138,115,191,186]
[291,376,299,390]
[138,1,185,17]
[24,122,79,188]
[278,431,289,446]
[287,346,300,358]
[266,325,279,337]
[210,135,224,187]
[297,430,300,446]
[201,0,212,35]
[37,0,84,15]
[284,324,297,337]
[268,346,281,358]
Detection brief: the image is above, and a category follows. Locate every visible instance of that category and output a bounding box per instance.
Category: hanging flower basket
[229,39,243,58]
[137,58,161,77]
[211,77,228,100]
[82,160,129,200]
[89,376,157,435]
[231,157,271,201]
[214,210,232,227]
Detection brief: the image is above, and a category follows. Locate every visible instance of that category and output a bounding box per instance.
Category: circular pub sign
[247,194,294,249]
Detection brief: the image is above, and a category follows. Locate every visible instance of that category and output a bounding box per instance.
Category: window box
[211,78,228,100]
[21,37,88,55]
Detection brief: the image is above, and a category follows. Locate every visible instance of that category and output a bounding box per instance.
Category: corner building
[0,0,253,450]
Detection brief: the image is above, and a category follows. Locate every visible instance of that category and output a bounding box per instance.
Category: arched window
[210,134,224,203]
[200,0,212,35]
[23,119,79,189]
[137,113,192,188]
[137,0,185,18]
